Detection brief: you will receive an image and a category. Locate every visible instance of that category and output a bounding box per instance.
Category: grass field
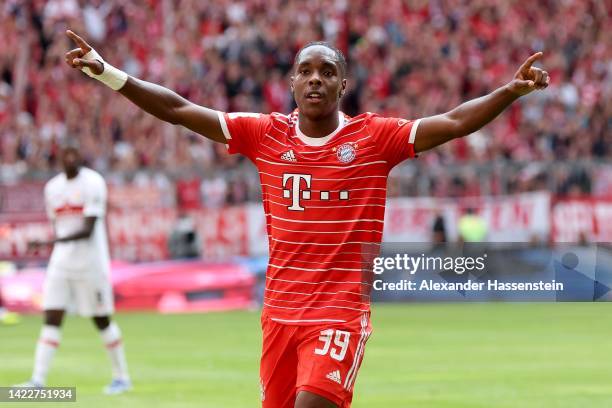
[2,303,612,407]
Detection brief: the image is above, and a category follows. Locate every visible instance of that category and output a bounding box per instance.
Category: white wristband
[80,49,128,91]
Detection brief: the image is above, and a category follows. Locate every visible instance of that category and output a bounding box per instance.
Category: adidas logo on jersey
[325,370,341,385]
[280,150,297,162]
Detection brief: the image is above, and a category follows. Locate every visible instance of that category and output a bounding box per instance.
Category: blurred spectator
[0,0,609,202]
[167,212,201,259]
[431,211,447,244]
[458,207,488,242]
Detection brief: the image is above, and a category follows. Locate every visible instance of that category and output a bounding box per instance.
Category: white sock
[32,325,61,385]
[100,322,130,381]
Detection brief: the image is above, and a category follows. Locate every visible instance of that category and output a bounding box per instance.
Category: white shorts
[42,274,114,317]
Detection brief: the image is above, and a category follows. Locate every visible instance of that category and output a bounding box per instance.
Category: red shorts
[259,311,372,408]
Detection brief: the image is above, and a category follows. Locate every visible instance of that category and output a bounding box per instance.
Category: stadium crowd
[0,0,609,203]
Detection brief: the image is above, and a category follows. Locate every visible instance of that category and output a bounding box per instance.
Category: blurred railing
[3,160,611,206]
[388,159,612,198]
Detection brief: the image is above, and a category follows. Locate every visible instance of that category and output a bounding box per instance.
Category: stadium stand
[0,0,609,202]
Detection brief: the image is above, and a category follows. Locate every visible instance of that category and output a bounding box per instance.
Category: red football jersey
[219,110,420,324]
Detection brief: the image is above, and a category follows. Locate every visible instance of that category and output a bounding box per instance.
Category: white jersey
[44,167,110,277]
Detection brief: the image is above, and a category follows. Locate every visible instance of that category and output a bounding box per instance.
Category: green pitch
[1,303,612,407]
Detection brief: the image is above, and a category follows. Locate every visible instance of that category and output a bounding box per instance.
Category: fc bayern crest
[336,143,356,163]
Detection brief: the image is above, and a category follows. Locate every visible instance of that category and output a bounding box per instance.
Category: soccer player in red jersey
[65,30,549,408]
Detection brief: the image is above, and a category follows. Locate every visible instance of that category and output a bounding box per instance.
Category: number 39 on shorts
[314,329,350,361]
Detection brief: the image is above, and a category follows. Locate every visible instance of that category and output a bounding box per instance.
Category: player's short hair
[60,138,81,153]
[294,41,347,78]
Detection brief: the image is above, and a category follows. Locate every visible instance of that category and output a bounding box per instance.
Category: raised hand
[65,30,104,75]
[508,52,550,96]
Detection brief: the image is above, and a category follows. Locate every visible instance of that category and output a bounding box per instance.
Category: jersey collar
[295,111,346,147]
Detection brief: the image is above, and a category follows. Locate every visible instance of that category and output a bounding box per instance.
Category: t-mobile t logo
[283,173,312,211]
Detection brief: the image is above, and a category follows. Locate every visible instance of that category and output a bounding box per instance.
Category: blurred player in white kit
[17,143,131,394]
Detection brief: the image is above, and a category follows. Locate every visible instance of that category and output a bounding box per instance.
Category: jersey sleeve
[368,116,421,168]
[217,111,270,160]
[83,175,107,217]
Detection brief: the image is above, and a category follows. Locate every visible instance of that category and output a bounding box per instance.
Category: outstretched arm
[65,30,226,143]
[414,52,549,153]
